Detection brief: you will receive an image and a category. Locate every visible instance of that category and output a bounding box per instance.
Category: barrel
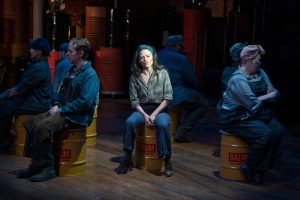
[86,107,98,147]
[169,107,181,143]
[56,128,86,176]
[135,126,163,171]
[48,51,60,81]
[75,25,83,38]
[11,44,28,64]
[85,6,107,52]
[94,47,128,95]
[183,8,206,80]
[2,0,29,44]
[15,115,31,156]
[220,130,249,180]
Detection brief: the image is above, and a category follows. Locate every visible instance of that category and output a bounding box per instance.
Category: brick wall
[63,0,112,26]
[206,0,233,18]
[63,0,234,26]
[63,0,91,27]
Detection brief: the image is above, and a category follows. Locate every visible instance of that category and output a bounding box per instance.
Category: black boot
[18,160,45,178]
[240,164,263,184]
[164,155,174,177]
[30,166,56,182]
[116,152,133,174]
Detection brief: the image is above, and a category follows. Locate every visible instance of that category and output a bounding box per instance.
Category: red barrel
[183,8,206,80]
[48,51,60,81]
[85,6,107,53]
[94,47,128,95]
[2,0,29,44]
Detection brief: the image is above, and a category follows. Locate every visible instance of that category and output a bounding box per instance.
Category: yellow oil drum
[86,107,98,147]
[169,107,180,142]
[56,128,86,176]
[135,126,163,171]
[220,130,249,180]
[86,106,98,147]
[15,115,31,156]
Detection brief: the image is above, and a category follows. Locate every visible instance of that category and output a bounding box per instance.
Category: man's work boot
[30,166,56,182]
[18,163,43,179]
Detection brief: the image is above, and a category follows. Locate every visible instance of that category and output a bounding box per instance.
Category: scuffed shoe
[115,159,133,174]
[18,164,43,179]
[252,173,264,184]
[164,157,174,177]
[240,164,253,181]
[240,164,263,184]
[30,167,56,182]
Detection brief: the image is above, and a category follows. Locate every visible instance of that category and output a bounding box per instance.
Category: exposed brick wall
[63,0,112,26]
[63,0,91,27]
[62,0,234,25]
[206,0,233,18]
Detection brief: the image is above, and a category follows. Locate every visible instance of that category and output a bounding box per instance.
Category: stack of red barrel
[183,8,206,80]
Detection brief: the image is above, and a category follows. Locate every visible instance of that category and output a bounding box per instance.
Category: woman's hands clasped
[144,113,156,126]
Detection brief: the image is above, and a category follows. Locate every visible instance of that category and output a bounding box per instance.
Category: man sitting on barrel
[18,38,100,182]
[0,38,52,153]
[157,35,208,142]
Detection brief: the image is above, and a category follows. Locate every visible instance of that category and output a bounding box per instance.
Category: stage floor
[1,97,299,200]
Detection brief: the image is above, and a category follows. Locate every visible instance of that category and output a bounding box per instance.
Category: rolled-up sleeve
[129,75,140,108]
[162,69,173,101]
[228,76,261,113]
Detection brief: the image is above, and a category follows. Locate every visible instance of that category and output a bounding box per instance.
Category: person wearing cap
[0,37,52,153]
[221,42,246,92]
[157,35,208,143]
[18,38,100,182]
[217,44,285,184]
[52,42,72,97]
[115,45,173,177]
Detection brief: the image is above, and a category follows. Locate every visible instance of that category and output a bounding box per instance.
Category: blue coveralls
[157,47,207,137]
[219,70,285,172]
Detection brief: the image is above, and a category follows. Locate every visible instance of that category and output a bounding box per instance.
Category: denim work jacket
[52,58,73,97]
[56,62,100,127]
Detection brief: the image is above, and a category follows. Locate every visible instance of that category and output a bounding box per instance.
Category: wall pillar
[33,0,45,39]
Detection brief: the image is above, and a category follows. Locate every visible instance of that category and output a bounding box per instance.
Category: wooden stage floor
[1,97,300,200]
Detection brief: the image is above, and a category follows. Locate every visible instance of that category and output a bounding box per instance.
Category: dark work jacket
[15,59,52,113]
[55,61,100,127]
